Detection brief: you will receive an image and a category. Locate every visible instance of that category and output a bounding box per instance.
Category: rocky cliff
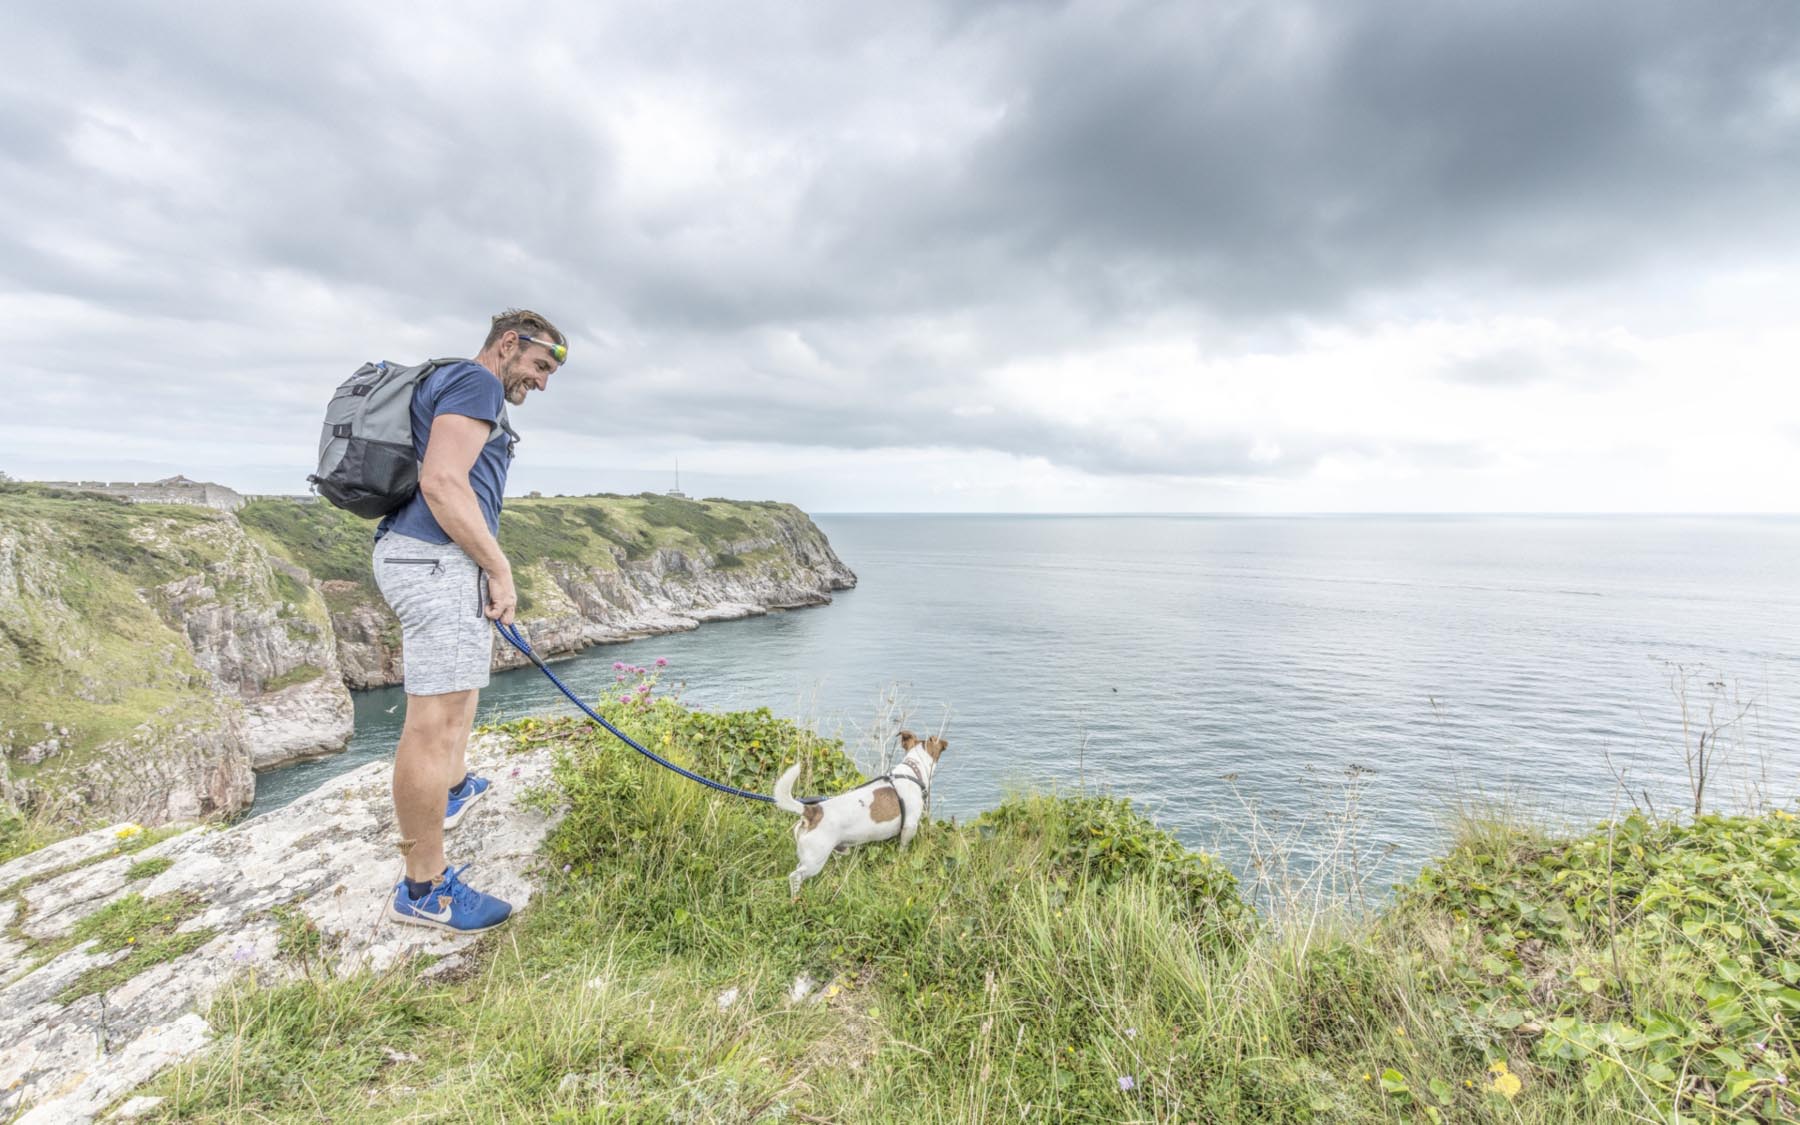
[0,488,355,831]
[2,487,854,834]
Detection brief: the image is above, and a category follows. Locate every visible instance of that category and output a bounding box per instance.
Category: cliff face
[3,489,854,830]
[0,489,354,828]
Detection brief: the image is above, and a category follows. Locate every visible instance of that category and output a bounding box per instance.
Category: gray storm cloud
[3,0,1797,492]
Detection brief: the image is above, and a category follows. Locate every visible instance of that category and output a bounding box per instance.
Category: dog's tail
[773,763,805,815]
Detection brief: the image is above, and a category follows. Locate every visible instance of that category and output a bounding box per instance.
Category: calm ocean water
[251,516,1800,888]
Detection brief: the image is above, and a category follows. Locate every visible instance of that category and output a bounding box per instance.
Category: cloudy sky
[5,0,1799,512]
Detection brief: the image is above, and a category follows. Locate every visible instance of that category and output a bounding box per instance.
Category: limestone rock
[0,825,136,897]
[0,733,562,1123]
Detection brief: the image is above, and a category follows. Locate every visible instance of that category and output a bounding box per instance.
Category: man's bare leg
[449,705,474,789]
[394,689,479,883]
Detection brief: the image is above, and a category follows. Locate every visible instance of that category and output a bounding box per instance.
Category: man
[373,308,565,933]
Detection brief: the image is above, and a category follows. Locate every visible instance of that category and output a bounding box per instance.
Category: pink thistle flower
[655,657,669,667]
[612,661,624,671]
[619,695,631,704]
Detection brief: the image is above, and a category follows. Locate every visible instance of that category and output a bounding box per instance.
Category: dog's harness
[877,758,931,838]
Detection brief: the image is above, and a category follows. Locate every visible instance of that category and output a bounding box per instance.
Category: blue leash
[493,620,822,805]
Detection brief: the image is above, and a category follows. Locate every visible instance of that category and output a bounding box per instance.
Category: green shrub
[634,493,751,541]
[978,793,1249,935]
[1397,810,1800,1119]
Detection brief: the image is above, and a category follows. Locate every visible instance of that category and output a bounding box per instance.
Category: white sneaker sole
[385,901,511,934]
[443,785,488,830]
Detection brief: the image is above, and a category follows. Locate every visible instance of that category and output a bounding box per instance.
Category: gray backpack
[307,358,452,518]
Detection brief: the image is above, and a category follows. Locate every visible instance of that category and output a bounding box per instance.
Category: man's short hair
[484,308,565,351]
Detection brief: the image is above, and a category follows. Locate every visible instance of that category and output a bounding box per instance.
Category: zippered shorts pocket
[383,556,443,574]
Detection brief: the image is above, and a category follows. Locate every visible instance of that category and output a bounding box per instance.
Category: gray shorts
[373,531,493,696]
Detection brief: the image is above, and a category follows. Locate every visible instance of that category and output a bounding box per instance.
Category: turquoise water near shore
[250,515,1800,885]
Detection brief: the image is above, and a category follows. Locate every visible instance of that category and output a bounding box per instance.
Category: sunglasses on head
[518,333,567,363]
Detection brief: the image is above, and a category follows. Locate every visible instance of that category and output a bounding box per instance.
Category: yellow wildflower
[1394,1026,1406,1038]
[1488,1060,1522,1100]
[115,824,143,840]
[1362,1073,1371,1082]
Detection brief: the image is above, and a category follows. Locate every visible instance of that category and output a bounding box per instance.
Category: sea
[249,515,1800,891]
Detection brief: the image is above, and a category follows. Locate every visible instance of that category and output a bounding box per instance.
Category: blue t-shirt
[376,360,516,544]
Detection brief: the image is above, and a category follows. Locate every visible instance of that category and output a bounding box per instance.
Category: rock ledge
[0,733,559,1124]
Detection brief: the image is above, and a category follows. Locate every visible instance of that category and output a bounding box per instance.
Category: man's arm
[418,414,516,623]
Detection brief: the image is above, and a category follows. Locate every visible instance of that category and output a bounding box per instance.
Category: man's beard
[502,360,531,404]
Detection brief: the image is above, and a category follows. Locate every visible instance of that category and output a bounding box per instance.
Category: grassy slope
[240,493,811,620]
[0,488,233,852]
[147,702,1799,1124]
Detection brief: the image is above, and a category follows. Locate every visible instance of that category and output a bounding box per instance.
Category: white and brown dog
[773,729,948,898]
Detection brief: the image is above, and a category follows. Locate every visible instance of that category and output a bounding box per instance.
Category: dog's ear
[897,729,918,747]
[925,737,947,761]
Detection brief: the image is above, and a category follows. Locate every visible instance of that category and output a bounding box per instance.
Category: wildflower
[562,864,572,874]
[613,662,624,670]
[233,945,254,963]
[1488,1060,1522,1100]
[115,824,143,840]
[510,767,521,778]
[620,695,631,704]
[1394,1026,1406,1038]
[655,657,669,667]
[126,937,136,945]
[1124,1027,1137,1040]
[615,674,626,683]
[1362,1073,1371,1082]
[1118,1076,1135,1092]
[1755,1042,1768,1052]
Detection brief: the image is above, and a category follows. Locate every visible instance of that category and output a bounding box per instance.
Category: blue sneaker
[444,774,491,830]
[387,865,512,934]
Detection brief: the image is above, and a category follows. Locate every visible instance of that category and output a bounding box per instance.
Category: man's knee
[401,690,478,742]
